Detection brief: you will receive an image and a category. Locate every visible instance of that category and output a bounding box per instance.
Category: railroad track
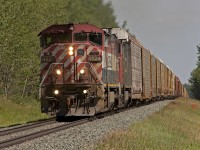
[0,118,56,136]
[0,108,127,149]
[0,100,169,149]
[0,118,89,149]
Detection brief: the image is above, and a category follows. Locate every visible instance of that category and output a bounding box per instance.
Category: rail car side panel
[123,43,132,86]
[156,58,161,97]
[151,55,157,98]
[174,76,178,96]
[175,76,180,97]
[130,40,142,98]
[160,62,165,96]
[172,72,175,96]
[168,70,173,96]
[142,48,151,99]
[179,82,183,97]
[168,70,171,95]
[164,66,168,96]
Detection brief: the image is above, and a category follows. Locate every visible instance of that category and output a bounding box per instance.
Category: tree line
[0,0,118,100]
[1,0,199,100]
[188,45,200,99]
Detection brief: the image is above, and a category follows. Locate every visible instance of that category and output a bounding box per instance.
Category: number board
[88,55,102,62]
[41,55,55,63]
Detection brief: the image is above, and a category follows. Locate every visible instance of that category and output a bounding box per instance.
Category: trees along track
[0,118,89,149]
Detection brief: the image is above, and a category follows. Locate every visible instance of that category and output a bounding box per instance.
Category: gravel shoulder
[3,100,173,150]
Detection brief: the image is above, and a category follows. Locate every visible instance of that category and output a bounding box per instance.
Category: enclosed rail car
[38,23,187,117]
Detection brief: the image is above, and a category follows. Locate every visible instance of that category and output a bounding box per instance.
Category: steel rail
[0,118,56,136]
[0,119,89,149]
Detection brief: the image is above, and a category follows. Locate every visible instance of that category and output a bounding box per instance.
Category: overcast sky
[104,0,200,83]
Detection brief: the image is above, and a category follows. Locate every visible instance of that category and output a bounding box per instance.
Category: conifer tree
[189,44,200,99]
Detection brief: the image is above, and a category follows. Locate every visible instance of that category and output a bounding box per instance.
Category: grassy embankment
[0,97,49,127]
[95,98,200,150]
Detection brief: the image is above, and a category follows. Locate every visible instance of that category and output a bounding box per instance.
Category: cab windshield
[41,33,72,47]
[74,33,87,42]
[89,33,102,46]
[73,32,102,46]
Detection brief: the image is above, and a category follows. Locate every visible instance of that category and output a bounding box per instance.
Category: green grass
[95,98,200,150]
[0,96,49,127]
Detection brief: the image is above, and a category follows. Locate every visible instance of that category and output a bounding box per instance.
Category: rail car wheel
[125,99,132,108]
[56,116,66,122]
[141,99,147,105]
[88,116,97,121]
[135,100,140,107]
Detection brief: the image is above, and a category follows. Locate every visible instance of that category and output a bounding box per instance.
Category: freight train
[38,23,187,117]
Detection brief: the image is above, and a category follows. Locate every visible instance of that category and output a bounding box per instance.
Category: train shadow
[56,116,89,122]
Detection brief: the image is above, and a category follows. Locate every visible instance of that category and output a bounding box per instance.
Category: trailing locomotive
[38,23,187,117]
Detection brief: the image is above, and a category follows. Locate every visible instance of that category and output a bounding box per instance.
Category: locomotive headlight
[83,90,88,94]
[56,69,61,75]
[80,69,85,74]
[68,46,74,55]
[69,46,73,51]
[54,90,59,95]
[69,50,73,56]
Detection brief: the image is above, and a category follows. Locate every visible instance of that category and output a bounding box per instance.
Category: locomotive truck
[38,23,186,117]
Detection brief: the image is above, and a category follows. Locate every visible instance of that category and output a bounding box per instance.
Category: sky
[104,0,200,83]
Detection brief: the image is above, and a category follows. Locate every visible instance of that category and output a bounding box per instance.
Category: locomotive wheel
[135,100,140,107]
[88,116,97,121]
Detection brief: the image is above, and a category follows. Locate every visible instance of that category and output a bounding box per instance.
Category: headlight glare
[80,69,85,74]
[56,69,61,75]
[83,90,87,94]
[69,46,73,51]
[54,90,59,95]
[69,50,73,55]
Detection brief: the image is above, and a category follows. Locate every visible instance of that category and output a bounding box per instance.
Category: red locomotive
[38,23,186,117]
